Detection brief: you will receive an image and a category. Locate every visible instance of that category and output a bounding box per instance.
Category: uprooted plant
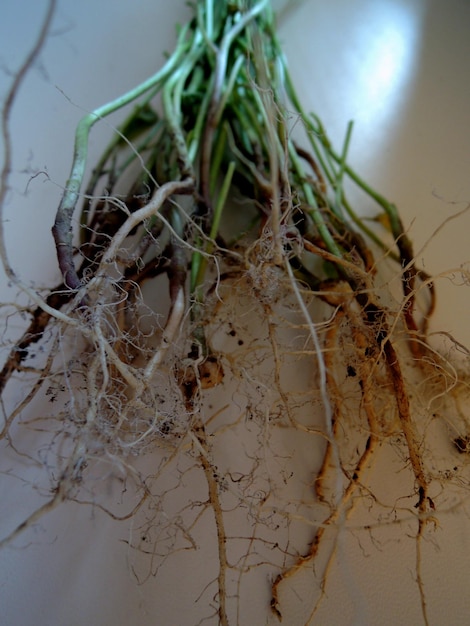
[1,1,470,624]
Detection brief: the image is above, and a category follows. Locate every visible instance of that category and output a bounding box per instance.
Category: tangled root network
[1,1,470,625]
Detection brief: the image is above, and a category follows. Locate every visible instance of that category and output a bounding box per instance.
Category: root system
[1,1,470,624]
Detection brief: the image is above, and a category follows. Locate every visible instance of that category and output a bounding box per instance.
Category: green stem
[52,22,192,288]
[191,160,236,293]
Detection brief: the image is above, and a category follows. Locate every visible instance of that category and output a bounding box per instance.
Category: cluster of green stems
[53,0,412,320]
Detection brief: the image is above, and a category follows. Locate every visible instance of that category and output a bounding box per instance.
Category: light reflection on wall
[346,1,424,127]
[279,0,425,146]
